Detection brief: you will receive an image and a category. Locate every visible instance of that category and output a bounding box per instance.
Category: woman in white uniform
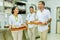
[26,6,36,40]
[35,1,52,40]
[9,6,23,40]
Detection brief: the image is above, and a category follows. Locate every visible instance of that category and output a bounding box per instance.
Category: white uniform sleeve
[35,12,38,21]
[26,14,29,21]
[19,15,23,24]
[47,10,51,20]
[9,16,12,25]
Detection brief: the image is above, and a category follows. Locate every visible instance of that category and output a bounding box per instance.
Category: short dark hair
[29,6,34,9]
[12,6,17,14]
[39,1,45,6]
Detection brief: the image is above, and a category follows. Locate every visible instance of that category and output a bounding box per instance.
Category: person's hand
[38,22,42,24]
[42,22,48,25]
[27,21,34,24]
[27,21,30,24]
[21,24,25,27]
[11,25,16,28]
[30,21,34,24]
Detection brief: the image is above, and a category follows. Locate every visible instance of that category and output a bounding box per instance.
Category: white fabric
[9,14,23,27]
[11,30,23,40]
[26,13,36,28]
[36,9,51,32]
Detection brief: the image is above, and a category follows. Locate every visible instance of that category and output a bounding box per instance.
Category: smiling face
[13,7,19,15]
[30,8,34,13]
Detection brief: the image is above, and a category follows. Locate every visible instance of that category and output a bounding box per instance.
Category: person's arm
[26,14,34,24]
[9,16,17,28]
[26,20,34,24]
[19,15,24,27]
[47,18,52,24]
[41,18,52,25]
[47,10,52,24]
[42,10,52,25]
[26,20,30,24]
[9,16,12,28]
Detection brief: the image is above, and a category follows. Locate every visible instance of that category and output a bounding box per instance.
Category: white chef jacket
[36,9,51,32]
[9,14,23,27]
[26,13,36,28]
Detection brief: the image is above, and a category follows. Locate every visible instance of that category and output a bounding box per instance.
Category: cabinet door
[57,22,60,33]
[56,7,60,20]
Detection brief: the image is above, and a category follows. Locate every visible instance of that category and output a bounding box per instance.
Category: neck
[13,13,18,17]
[31,12,33,14]
[30,11,34,14]
[40,8,44,12]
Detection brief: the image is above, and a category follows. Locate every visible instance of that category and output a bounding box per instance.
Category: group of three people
[9,1,52,40]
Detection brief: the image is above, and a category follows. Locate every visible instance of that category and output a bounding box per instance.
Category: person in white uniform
[26,6,36,40]
[9,6,23,40]
[35,1,52,40]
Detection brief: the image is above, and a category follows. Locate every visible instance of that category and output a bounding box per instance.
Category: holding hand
[42,22,48,25]
[35,21,48,25]
[30,21,34,24]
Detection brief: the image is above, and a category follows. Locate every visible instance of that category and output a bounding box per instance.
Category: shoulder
[18,14,22,18]
[9,15,13,18]
[37,10,40,13]
[18,14,22,17]
[44,9,50,13]
[27,13,30,15]
[44,9,51,15]
[36,10,40,15]
[36,10,41,14]
[26,13,30,17]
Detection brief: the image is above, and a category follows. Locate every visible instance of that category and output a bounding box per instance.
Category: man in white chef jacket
[35,1,52,40]
[26,6,36,40]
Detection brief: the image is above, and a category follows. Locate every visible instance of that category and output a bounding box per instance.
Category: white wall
[44,0,60,33]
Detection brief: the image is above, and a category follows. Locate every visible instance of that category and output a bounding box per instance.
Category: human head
[29,6,34,13]
[38,1,45,9]
[12,6,19,15]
